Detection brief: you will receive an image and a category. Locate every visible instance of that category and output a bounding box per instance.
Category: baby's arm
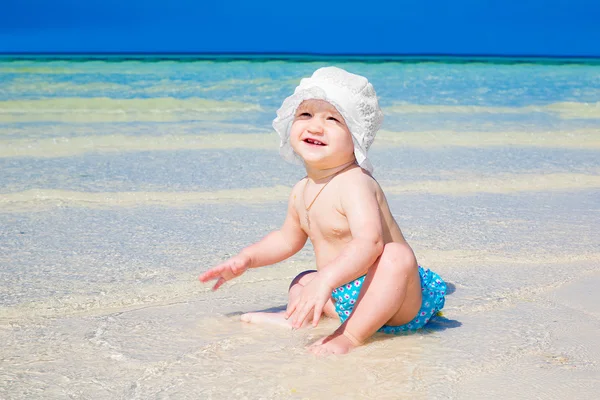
[199,183,308,290]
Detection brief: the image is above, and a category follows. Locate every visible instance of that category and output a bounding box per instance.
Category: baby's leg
[241,270,337,327]
[309,243,422,355]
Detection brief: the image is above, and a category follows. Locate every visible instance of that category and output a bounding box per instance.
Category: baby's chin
[295,150,351,165]
[313,155,357,168]
[294,152,328,167]
[302,157,341,169]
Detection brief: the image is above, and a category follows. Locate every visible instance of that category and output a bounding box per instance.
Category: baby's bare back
[292,167,406,269]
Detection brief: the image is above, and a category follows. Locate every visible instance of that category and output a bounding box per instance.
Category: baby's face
[289,99,355,169]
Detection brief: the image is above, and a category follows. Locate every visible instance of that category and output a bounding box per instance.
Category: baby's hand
[285,273,332,329]
[199,254,251,291]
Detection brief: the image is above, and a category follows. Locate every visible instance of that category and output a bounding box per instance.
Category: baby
[199,67,446,355]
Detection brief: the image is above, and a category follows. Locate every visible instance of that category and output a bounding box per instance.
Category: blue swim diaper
[331,266,446,334]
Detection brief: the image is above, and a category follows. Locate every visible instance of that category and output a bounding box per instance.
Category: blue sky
[1,0,599,56]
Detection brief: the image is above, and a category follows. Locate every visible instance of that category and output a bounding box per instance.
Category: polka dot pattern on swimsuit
[331,266,447,334]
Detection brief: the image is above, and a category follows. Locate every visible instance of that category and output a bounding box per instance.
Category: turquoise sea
[1,57,599,398]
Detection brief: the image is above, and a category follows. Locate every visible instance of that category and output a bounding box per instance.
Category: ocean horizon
[2,52,600,65]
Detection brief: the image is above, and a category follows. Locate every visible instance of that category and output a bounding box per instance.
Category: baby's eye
[297,112,311,118]
[328,116,340,122]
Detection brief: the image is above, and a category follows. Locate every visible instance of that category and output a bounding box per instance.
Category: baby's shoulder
[287,177,308,202]
[290,177,308,193]
[337,166,380,192]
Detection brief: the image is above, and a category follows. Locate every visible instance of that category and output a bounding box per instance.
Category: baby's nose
[307,118,325,133]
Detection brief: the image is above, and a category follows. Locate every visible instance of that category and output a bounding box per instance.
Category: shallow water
[1,58,599,399]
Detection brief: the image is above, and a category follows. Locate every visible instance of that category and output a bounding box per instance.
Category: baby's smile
[304,137,326,146]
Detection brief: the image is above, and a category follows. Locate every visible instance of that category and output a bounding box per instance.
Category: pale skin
[199,99,423,355]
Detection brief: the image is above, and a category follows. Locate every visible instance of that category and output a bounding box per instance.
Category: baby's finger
[290,301,303,327]
[285,297,299,319]
[312,302,324,327]
[212,277,226,291]
[199,265,226,282]
[293,302,312,329]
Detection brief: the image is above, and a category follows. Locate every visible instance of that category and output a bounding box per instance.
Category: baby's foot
[240,311,292,329]
[308,331,361,355]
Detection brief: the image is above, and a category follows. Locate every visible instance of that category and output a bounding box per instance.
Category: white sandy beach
[2,162,599,399]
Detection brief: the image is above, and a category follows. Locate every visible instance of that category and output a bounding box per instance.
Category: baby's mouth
[304,138,326,146]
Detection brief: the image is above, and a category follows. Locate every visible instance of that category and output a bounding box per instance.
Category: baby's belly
[312,242,347,269]
[312,234,408,269]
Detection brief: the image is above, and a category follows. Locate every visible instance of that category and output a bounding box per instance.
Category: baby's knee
[289,270,317,290]
[378,243,417,275]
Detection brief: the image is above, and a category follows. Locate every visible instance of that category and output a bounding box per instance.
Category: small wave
[375,129,600,149]
[0,97,263,123]
[0,121,267,138]
[385,104,524,114]
[0,187,291,212]
[0,66,83,74]
[384,173,600,195]
[0,78,279,98]
[384,102,600,120]
[0,133,277,158]
[0,80,131,96]
[544,102,600,119]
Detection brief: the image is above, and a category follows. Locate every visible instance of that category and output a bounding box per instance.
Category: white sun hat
[272,66,384,173]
